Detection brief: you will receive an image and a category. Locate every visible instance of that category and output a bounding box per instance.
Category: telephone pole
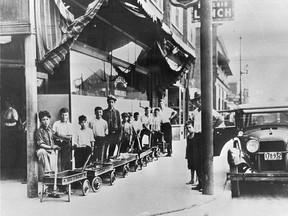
[201,0,213,195]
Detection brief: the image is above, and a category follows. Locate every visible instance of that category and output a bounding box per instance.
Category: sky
[217,0,288,103]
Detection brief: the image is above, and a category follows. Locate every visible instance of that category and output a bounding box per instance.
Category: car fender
[227,148,246,166]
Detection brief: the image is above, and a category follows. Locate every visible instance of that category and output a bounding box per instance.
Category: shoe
[186,180,194,185]
[48,192,60,198]
[191,184,202,191]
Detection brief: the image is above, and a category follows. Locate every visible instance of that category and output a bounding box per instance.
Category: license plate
[264,152,282,160]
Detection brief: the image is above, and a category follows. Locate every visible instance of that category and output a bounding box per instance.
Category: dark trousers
[161,122,172,155]
[93,137,107,163]
[107,133,121,157]
[151,131,163,147]
[140,128,151,147]
[74,146,92,168]
[192,133,202,187]
[55,140,71,171]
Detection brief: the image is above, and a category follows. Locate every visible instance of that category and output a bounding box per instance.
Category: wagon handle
[53,150,59,191]
[81,153,92,172]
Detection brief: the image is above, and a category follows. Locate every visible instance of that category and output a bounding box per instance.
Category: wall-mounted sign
[170,0,199,9]
[192,0,234,22]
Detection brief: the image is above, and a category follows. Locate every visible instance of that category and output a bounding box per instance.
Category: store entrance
[1,68,26,180]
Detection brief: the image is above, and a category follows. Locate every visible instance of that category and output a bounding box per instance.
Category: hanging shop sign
[191,0,234,22]
[170,0,199,9]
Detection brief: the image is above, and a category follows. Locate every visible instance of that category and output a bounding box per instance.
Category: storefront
[1,0,195,196]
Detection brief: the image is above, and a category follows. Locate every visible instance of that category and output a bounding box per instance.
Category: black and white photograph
[1,0,288,215]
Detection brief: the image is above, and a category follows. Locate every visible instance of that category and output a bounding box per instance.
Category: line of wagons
[40,139,167,202]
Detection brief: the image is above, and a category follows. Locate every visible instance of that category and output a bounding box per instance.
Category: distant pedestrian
[159,99,177,157]
[190,91,224,192]
[102,95,122,157]
[73,115,94,168]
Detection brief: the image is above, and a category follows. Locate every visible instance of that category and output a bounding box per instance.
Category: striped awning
[38,0,104,74]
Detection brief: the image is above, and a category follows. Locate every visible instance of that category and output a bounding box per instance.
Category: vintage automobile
[213,103,288,198]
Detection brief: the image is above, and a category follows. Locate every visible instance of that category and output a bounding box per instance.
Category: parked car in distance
[213,102,288,197]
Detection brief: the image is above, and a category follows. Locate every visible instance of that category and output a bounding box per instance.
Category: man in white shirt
[159,99,177,157]
[190,91,224,191]
[53,107,73,171]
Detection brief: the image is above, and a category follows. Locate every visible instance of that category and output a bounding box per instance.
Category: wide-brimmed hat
[191,91,201,102]
[107,94,117,101]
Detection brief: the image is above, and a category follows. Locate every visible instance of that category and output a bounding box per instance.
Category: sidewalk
[0,140,230,216]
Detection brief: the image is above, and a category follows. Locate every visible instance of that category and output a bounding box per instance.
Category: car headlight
[246,140,259,153]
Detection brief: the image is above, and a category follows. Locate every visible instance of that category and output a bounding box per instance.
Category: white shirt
[191,108,224,133]
[89,118,108,137]
[74,128,95,148]
[140,114,152,128]
[159,107,175,123]
[131,119,142,133]
[52,120,73,136]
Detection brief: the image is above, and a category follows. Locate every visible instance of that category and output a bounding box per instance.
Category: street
[1,140,288,216]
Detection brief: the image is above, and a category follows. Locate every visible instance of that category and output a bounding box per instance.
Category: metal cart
[110,153,138,177]
[85,162,115,192]
[40,150,90,202]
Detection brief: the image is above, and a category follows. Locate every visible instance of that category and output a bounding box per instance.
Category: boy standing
[120,112,133,153]
[73,115,95,168]
[36,111,60,176]
[150,108,163,147]
[53,108,73,171]
[89,106,108,162]
[185,120,196,186]
[131,112,142,151]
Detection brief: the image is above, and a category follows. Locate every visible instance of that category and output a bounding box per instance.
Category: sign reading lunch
[192,0,234,22]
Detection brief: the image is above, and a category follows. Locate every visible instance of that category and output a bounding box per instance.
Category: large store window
[70,48,148,100]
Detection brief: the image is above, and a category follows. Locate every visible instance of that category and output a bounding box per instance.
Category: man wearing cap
[159,99,178,157]
[190,91,224,192]
[103,95,122,157]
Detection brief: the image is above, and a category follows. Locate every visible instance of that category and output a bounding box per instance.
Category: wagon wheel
[230,166,240,198]
[91,177,102,192]
[122,165,128,178]
[110,170,116,185]
[82,179,90,196]
[40,183,45,202]
[138,158,143,170]
[132,160,138,172]
[149,154,153,162]
[155,148,160,160]
[67,184,71,202]
[143,157,147,167]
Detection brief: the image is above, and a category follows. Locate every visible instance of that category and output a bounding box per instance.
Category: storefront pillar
[26,0,38,198]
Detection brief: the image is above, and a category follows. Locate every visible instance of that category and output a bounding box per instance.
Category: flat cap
[107,94,117,101]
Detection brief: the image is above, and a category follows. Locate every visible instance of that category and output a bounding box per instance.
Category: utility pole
[201,0,213,195]
[239,36,242,104]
